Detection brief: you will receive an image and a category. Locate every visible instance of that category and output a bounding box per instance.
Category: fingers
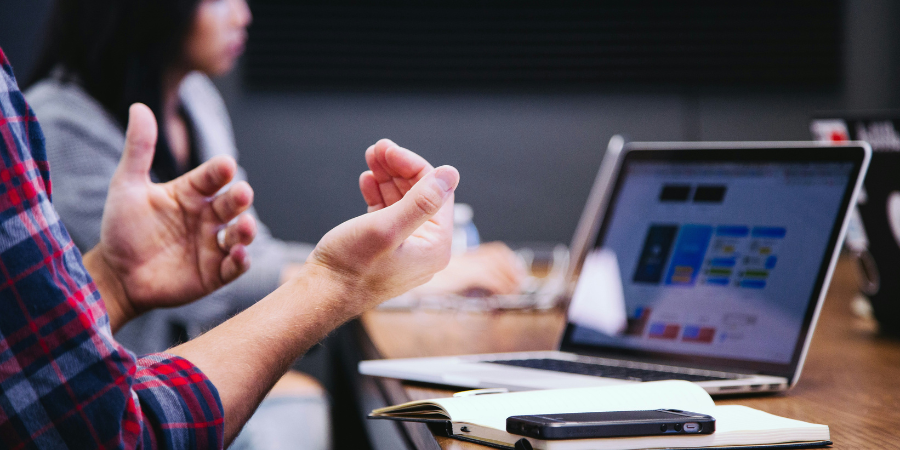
[220,243,251,284]
[217,215,256,284]
[211,180,254,223]
[178,156,238,197]
[369,139,433,181]
[370,165,459,247]
[219,214,257,250]
[366,139,434,207]
[359,171,385,212]
[115,103,158,181]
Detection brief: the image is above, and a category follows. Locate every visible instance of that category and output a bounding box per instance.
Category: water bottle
[452,203,480,254]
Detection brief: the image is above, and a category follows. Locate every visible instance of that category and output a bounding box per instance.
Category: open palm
[94,104,256,317]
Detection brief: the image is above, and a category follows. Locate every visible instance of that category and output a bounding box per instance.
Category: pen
[453,388,509,398]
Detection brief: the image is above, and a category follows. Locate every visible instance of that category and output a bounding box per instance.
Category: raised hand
[86,103,257,329]
[360,140,526,297]
[305,139,459,312]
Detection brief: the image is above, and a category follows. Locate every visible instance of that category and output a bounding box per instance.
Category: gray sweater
[26,72,314,354]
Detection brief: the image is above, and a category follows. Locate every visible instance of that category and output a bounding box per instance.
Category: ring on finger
[217,228,227,252]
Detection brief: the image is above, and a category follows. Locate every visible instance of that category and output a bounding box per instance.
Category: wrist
[290,261,373,322]
[279,262,306,285]
[83,247,135,332]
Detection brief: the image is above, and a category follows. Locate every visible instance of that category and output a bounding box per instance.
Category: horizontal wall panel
[245,0,841,90]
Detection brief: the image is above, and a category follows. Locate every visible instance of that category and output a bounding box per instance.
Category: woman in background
[26,0,524,447]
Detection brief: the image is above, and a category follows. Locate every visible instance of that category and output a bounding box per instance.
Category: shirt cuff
[133,353,225,450]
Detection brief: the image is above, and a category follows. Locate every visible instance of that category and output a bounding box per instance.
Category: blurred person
[1,43,461,448]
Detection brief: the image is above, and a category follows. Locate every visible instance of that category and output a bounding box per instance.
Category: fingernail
[435,168,456,192]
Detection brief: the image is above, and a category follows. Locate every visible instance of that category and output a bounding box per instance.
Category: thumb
[372,165,459,246]
[115,103,158,180]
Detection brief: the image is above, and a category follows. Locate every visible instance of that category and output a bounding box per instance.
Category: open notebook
[370,381,830,450]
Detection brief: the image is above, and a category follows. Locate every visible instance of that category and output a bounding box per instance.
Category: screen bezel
[559,143,869,379]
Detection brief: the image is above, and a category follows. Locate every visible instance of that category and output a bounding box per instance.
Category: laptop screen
[561,145,867,377]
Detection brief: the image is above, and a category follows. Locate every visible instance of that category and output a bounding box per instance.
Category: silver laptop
[360,141,871,395]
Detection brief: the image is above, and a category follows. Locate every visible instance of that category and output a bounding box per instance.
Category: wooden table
[355,257,900,449]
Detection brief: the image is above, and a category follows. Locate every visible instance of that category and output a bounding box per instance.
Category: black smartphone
[506,409,715,440]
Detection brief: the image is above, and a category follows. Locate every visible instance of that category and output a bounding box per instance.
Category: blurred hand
[415,242,527,296]
[304,139,459,313]
[86,103,257,328]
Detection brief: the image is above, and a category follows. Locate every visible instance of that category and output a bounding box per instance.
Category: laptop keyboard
[488,358,736,382]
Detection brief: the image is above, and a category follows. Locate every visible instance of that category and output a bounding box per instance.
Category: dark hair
[28,0,202,181]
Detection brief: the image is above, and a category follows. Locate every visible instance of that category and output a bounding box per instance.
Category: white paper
[567,249,627,336]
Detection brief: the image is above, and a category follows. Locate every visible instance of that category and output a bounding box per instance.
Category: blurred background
[3,0,899,247]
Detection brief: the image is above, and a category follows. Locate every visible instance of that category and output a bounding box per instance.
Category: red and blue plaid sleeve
[0,48,224,449]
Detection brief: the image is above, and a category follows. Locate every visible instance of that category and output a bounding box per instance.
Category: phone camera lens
[674,423,683,432]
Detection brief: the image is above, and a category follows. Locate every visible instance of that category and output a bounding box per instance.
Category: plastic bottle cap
[454,203,474,225]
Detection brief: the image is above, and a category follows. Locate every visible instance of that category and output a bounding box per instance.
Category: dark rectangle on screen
[659,185,691,202]
[693,186,727,202]
[633,224,679,284]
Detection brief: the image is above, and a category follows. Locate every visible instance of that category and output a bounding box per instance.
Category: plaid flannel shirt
[0,48,224,449]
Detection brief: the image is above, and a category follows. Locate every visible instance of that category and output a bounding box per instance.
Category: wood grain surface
[361,257,900,449]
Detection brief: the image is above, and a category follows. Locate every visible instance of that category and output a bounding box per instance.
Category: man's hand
[171,139,457,442]
[360,141,524,297]
[83,104,257,331]
[304,139,459,314]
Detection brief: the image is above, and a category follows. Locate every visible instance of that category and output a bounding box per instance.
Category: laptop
[360,141,871,395]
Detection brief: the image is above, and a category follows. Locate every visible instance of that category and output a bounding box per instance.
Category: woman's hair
[27,0,202,181]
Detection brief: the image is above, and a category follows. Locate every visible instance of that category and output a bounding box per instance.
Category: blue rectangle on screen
[740,279,767,289]
[765,255,778,269]
[710,257,736,267]
[715,225,749,237]
[683,326,700,339]
[664,224,713,286]
[648,323,666,335]
[751,227,786,238]
[706,278,730,286]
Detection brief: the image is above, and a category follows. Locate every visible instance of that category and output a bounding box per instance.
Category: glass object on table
[452,203,480,254]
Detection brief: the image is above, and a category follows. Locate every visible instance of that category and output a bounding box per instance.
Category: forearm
[168,262,362,444]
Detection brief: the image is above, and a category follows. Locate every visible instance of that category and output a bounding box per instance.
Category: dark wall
[0,0,53,81]
[3,0,900,246]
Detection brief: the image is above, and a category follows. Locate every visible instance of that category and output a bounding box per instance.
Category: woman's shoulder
[26,76,124,143]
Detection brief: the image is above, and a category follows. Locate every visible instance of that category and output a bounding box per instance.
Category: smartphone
[506,409,715,440]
